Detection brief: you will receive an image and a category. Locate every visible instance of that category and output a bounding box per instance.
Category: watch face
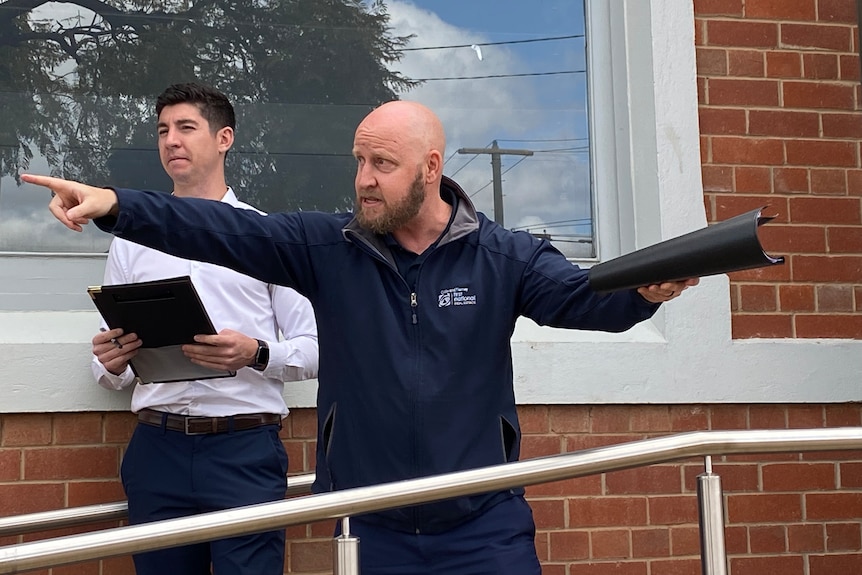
[254,339,269,370]
[258,344,269,364]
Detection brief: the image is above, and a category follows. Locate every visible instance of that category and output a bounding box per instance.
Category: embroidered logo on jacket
[438,287,477,307]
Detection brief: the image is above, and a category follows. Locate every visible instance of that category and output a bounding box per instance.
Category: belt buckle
[183,416,207,435]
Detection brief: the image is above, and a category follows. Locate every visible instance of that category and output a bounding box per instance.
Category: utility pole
[456,141,533,227]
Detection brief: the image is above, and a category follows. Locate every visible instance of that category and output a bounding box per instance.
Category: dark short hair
[155,82,236,132]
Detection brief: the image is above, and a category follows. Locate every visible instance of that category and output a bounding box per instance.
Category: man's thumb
[65,204,91,224]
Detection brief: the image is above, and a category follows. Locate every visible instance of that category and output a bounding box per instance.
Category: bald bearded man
[26,100,696,574]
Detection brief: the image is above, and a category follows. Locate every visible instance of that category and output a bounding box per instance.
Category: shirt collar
[221,186,240,206]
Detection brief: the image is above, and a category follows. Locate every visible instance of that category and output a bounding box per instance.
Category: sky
[1,0,591,256]
[383,0,592,256]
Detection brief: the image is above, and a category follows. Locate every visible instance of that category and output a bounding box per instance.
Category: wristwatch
[250,339,269,371]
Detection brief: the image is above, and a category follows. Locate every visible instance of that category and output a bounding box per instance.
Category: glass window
[0,0,592,257]
[392,1,591,258]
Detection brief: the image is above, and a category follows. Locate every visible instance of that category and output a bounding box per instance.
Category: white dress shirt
[91,188,318,417]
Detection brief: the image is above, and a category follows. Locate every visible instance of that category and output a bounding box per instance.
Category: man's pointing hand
[21,174,119,232]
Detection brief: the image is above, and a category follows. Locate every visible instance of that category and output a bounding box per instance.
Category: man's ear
[425,149,443,182]
[217,126,235,154]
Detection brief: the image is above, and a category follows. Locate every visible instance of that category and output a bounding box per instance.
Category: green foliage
[0,0,417,212]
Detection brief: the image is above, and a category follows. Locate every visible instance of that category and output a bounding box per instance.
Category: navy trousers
[343,494,542,575]
[121,421,288,575]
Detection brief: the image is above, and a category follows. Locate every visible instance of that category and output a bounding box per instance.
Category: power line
[35,145,357,158]
[468,180,493,199]
[542,236,593,244]
[533,147,588,153]
[519,156,588,164]
[530,222,592,230]
[526,223,593,232]
[457,142,533,226]
[402,34,584,52]
[448,143,490,178]
[414,70,584,82]
[500,155,530,177]
[442,149,460,167]
[511,218,593,232]
[468,155,530,199]
[498,137,588,143]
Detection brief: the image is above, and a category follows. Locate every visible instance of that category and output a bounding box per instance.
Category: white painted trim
[1,0,858,413]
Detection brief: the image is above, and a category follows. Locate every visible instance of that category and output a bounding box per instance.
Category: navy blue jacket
[99,176,658,533]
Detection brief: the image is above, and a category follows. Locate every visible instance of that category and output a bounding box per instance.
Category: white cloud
[386,0,593,256]
[386,2,535,141]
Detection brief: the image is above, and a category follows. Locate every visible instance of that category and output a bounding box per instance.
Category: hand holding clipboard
[88,276,235,384]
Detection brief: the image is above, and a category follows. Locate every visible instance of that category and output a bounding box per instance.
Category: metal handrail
[0,502,128,538]
[1,427,861,574]
[0,473,315,537]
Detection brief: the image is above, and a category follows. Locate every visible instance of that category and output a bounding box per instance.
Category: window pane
[0,0,591,257]
[393,1,591,258]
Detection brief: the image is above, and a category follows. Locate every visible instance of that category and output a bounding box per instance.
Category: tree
[0,0,417,212]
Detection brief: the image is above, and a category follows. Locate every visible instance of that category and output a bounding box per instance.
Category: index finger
[21,174,66,189]
[192,334,220,346]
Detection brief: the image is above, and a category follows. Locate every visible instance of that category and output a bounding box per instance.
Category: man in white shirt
[91,82,318,575]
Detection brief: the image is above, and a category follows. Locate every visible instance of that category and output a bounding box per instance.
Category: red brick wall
[695,0,862,338]
[3,405,861,574]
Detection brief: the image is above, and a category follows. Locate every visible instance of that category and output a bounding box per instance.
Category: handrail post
[697,456,728,575]
[332,516,360,575]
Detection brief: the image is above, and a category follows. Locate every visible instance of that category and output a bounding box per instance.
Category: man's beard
[356,171,425,234]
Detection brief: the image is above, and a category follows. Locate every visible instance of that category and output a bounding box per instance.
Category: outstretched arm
[28,173,323,298]
[21,174,118,232]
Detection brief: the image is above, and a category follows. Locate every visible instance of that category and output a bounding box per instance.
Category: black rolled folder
[587,207,785,293]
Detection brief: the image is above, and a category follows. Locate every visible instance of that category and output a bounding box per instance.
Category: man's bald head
[355,101,446,173]
[351,100,452,240]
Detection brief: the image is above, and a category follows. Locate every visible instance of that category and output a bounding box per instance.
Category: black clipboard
[87,276,235,384]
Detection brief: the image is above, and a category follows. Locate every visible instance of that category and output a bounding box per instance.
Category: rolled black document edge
[587,207,785,294]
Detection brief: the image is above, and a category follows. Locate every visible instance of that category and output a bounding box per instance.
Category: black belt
[137,408,282,435]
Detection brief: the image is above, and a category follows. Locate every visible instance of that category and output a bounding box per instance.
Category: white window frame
[1,0,859,413]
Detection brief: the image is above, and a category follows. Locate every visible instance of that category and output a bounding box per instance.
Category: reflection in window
[0,0,590,257]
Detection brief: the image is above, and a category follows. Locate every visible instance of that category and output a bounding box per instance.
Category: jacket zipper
[345,231,420,325]
[345,229,426,532]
